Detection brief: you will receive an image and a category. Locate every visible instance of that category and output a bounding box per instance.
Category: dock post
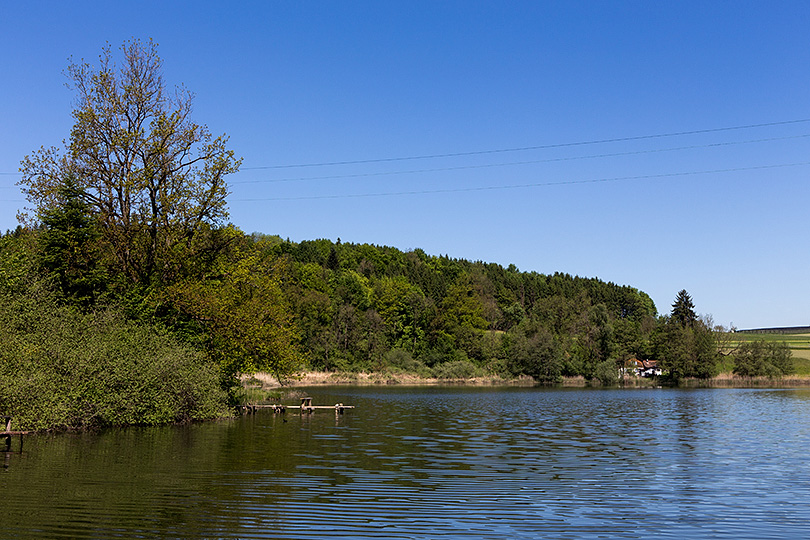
[2,417,10,452]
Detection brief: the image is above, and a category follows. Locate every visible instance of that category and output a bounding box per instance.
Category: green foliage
[642,291,721,381]
[654,317,719,380]
[504,321,562,383]
[3,205,677,433]
[439,275,489,333]
[19,39,240,284]
[671,289,697,327]
[0,285,226,431]
[263,237,662,382]
[733,340,794,377]
[0,230,39,294]
[37,175,106,307]
[383,348,431,376]
[336,270,373,310]
[3,41,288,432]
[167,254,301,380]
[5,216,715,427]
[432,360,478,380]
[594,359,620,386]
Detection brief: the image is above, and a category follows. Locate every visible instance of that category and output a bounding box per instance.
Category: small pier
[1,417,30,453]
[241,397,355,415]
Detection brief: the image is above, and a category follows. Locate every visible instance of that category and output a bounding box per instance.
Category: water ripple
[4,388,810,538]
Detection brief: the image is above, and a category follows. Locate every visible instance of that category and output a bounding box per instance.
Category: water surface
[3,386,810,538]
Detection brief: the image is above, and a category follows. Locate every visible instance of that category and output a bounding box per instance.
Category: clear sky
[1,1,809,329]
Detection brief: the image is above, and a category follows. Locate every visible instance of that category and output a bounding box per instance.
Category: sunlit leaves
[167,255,301,380]
[19,39,241,283]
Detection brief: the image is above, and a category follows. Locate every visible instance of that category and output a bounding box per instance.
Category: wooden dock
[241,397,355,415]
[1,417,30,453]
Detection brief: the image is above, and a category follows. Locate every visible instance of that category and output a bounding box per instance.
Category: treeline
[0,218,796,431]
[0,220,659,391]
[258,236,658,383]
[240,236,794,383]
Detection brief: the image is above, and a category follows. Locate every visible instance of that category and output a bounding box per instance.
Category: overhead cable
[240,118,810,170]
[231,161,810,201]
[232,133,810,185]
[2,118,810,177]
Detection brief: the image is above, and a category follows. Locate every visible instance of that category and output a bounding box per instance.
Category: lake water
[3,386,810,539]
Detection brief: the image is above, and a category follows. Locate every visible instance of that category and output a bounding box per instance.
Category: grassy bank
[676,373,810,388]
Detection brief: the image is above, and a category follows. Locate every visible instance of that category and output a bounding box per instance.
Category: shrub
[733,340,794,377]
[594,359,619,386]
[384,348,416,370]
[0,288,227,431]
[383,348,430,376]
[433,360,477,380]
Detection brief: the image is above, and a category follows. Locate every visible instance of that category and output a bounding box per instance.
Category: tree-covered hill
[250,234,659,382]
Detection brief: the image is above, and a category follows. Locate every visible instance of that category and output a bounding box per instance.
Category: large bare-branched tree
[19,39,241,283]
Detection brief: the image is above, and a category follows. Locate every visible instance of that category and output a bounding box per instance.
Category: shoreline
[247,371,810,389]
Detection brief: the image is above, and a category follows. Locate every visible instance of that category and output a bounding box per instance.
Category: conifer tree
[671,289,696,327]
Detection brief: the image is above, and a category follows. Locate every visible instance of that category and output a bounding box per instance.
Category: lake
[3,386,810,539]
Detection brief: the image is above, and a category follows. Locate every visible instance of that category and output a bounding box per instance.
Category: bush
[484,358,511,378]
[433,360,478,380]
[383,348,431,376]
[384,348,416,370]
[594,359,619,386]
[0,288,227,431]
[733,340,794,377]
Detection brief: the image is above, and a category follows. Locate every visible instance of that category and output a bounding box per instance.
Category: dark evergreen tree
[326,246,340,271]
[38,175,105,307]
[671,289,696,327]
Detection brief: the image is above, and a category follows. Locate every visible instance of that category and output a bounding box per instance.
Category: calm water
[3,386,810,539]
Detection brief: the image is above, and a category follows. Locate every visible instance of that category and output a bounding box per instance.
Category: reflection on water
[3,387,810,538]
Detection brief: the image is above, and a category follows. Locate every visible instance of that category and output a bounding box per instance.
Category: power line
[231,133,810,185]
[240,118,810,170]
[231,161,810,202]
[2,118,810,178]
[4,160,809,204]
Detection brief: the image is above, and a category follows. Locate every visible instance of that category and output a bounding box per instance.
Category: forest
[0,40,794,431]
[1,216,795,432]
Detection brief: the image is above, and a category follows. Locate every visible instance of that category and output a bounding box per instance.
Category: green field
[725,333,810,375]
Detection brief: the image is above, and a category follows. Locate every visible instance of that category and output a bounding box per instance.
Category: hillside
[250,235,659,382]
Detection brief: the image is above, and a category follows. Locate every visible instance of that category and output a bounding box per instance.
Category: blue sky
[1,1,809,329]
